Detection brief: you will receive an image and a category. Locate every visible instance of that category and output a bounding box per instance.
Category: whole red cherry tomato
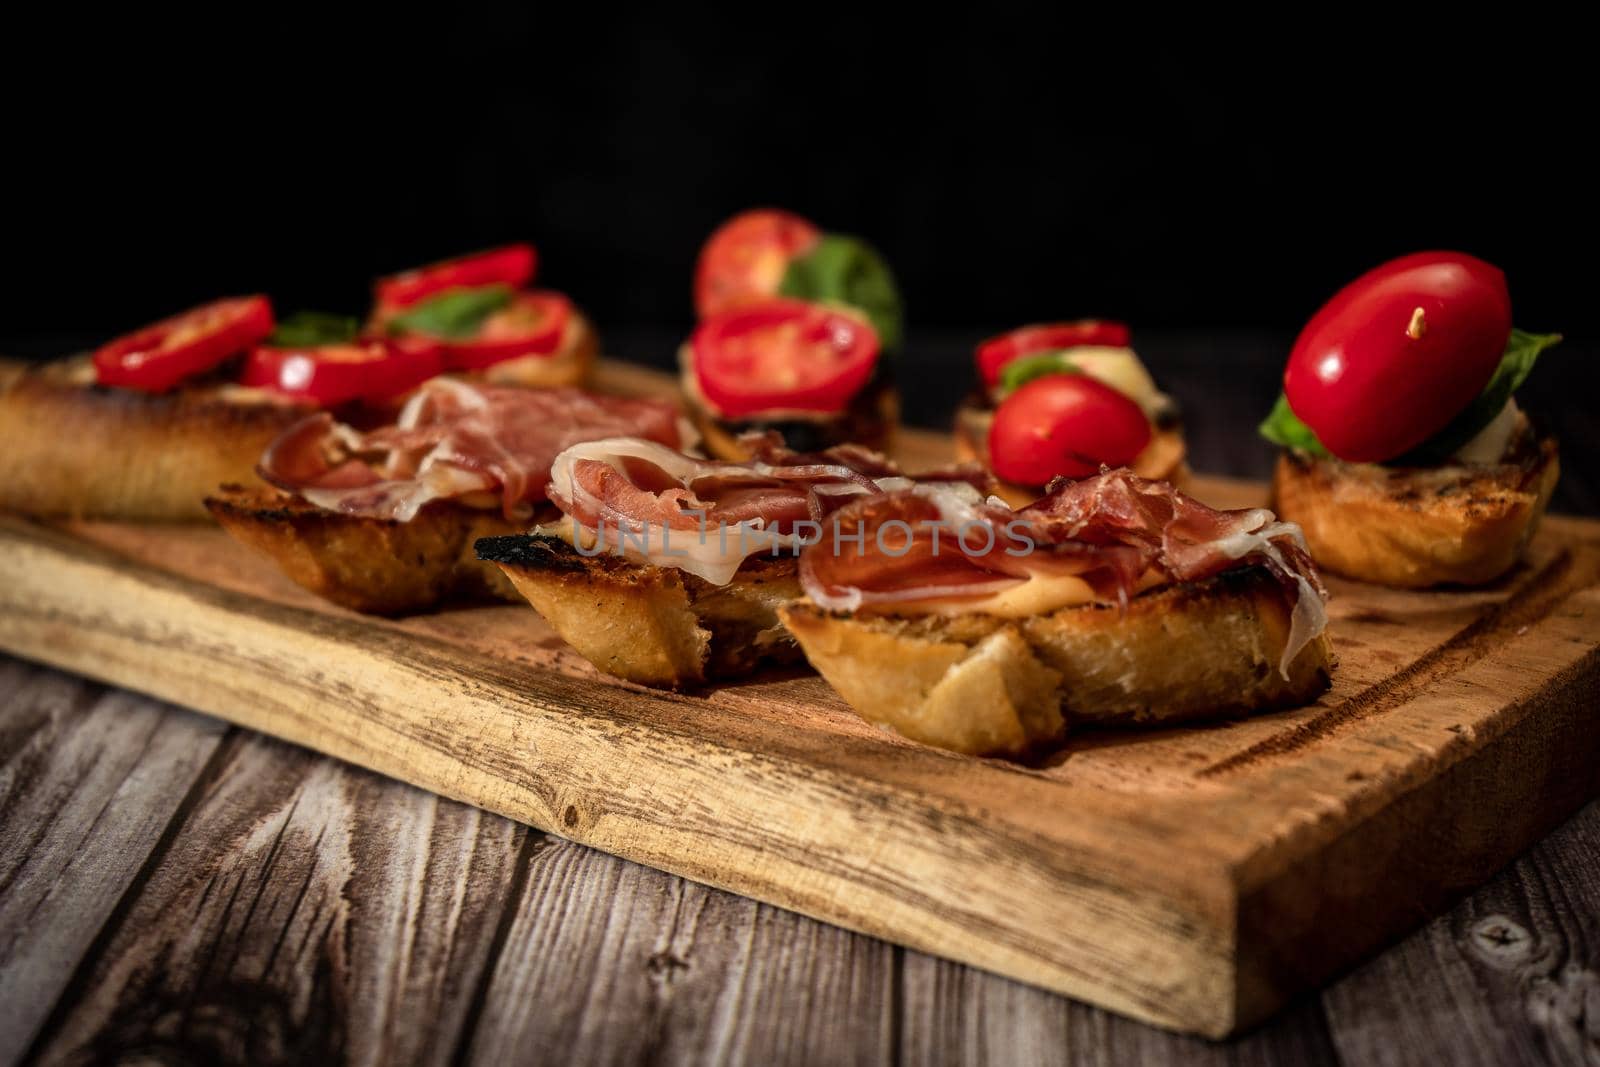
[694,209,821,318]
[988,375,1151,486]
[976,320,1130,389]
[1283,251,1512,462]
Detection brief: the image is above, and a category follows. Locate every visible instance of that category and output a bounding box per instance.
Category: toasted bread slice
[780,566,1335,756]
[953,399,1189,507]
[684,372,898,462]
[1271,436,1559,588]
[207,485,525,613]
[0,357,310,521]
[475,533,803,688]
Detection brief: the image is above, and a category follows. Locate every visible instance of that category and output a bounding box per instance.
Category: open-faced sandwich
[954,321,1186,505]
[780,470,1333,756]
[1260,251,1561,587]
[475,433,985,687]
[0,244,598,522]
[207,379,686,614]
[683,209,902,459]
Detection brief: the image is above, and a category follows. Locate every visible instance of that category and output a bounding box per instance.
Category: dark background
[3,16,1593,504]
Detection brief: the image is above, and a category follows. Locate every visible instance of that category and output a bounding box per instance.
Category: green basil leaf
[268,311,360,347]
[778,234,903,352]
[997,350,1080,395]
[1398,328,1562,463]
[387,284,513,340]
[1258,393,1330,456]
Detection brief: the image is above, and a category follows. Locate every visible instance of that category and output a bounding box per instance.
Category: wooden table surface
[2,332,1597,1066]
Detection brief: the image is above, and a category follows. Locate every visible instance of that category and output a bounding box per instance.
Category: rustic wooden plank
[0,660,226,1067]
[26,731,528,1067]
[460,838,895,1066]
[898,952,1341,1067]
[1321,798,1600,1067]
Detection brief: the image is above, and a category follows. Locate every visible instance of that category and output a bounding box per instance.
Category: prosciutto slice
[800,469,1329,678]
[259,379,688,522]
[544,437,990,586]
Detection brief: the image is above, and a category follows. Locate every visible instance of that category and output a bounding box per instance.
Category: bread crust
[1271,438,1559,588]
[0,358,310,521]
[207,485,525,613]
[780,567,1335,756]
[476,533,803,688]
[475,310,599,390]
[953,400,1189,507]
[686,376,899,462]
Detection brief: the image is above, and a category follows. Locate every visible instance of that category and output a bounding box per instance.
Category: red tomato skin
[1284,251,1512,463]
[94,296,275,392]
[375,244,537,309]
[976,320,1130,388]
[438,291,572,369]
[691,298,879,418]
[694,209,821,318]
[241,340,444,406]
[988,375,1152,486]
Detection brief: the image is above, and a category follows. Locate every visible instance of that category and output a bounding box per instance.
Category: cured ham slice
[800,469,1329,677]
[544,437,989,586]
[259,379,687,522]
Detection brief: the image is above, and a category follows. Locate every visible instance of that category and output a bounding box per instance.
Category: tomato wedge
[93,296,275,392]
[434,290,573,369]
[976,320,1131,389]
[694,209,821,318]
[1283,251,1513,462]
[241,338,443,406]
[691,299,879,418]
[988,374,1151,485]
[375,244,537,310]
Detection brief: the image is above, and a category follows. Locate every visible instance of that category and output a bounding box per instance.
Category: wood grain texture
[23,726,528,1067]
[0,668,226,1064]
[0,363,1597,1037]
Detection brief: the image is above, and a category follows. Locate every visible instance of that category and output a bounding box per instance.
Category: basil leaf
[1258,394,1330,456]
[778,234,903,352]
[269,311,359,347]
[1399,329,1562,463]
[997,350,1080,395]
[387,284,513,340]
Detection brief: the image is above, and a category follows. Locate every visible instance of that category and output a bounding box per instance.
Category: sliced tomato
[694,209,821,318]
[435,290,573,369]
[93,296,275,392]
[241,338,443,406]
[976,320,1131,388]
[375,244,537,310]
[988,374,1151,486]
[692,299,879,418]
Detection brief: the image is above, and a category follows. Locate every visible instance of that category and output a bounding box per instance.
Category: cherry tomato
[242,338,444,405]
[691,298,879,417]
[988,374,1151,486]
[93,296,275,392]
[976,320,1130,388]
[374,244,537,310]
[694,209,821,318]
[1284,251,1512,462]
[436,290,572,369]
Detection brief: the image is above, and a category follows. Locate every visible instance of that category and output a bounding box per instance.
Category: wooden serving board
[1,363,1597,1038]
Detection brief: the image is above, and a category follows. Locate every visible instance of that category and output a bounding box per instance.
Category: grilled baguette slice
[0,358,310,521]
[1271,436,1559,588]
[780,566,1335,757]
[207,485,524,614]
[474,309,599,390]
[476,533,803,688]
